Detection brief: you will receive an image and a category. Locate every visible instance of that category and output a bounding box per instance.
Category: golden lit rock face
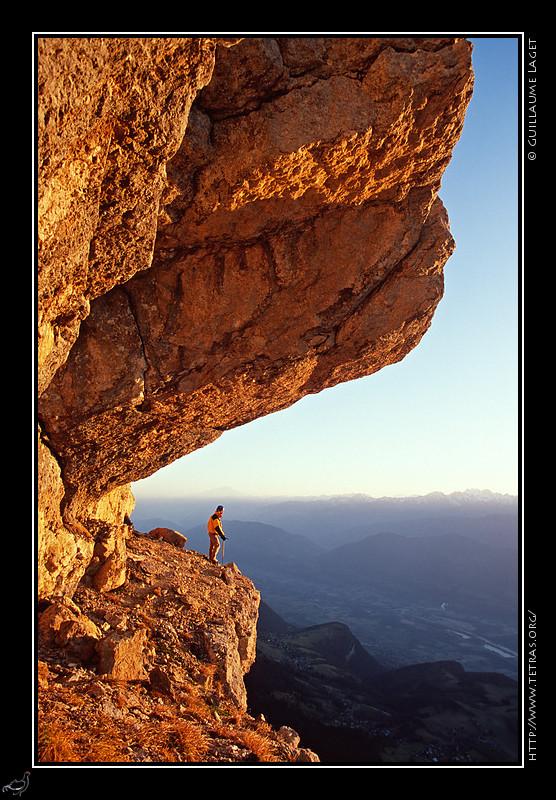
[36,36,236,395]
[37,36,473,597]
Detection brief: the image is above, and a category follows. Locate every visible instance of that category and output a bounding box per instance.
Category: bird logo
[2,772,30,797]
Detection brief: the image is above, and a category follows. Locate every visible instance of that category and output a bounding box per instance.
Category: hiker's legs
[208,533,220,562]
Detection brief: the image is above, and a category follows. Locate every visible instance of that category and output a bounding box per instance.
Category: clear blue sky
[132,35,520,502]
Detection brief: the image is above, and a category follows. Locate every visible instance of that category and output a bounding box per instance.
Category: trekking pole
[221,536,225,565]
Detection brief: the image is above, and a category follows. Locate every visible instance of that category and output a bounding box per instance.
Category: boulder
[81,520,129,594]
[96,628,149,681]
[149,527,187,549]
[38,596,102,664]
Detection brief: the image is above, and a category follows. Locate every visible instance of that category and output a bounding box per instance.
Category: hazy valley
[247,604,519,763]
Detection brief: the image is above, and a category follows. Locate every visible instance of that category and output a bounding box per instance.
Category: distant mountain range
[132,488,518,549]
[176,519,517,611]
[245,490,518,548]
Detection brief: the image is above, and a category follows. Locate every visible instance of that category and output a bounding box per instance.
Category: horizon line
[131,487,519,502]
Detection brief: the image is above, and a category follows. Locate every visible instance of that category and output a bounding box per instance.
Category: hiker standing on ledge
[207,505,227,563]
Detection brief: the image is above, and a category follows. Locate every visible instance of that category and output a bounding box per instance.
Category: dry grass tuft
[179,681,215,722]
[217,718,282,763]
[38,717,80,763]
[37,712,131,763]
[238,728,281,762]
[134,720,210,762]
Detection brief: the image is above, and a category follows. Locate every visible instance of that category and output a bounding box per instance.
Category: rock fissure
[119,283,155,397]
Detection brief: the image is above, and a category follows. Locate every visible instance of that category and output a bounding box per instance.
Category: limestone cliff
[37,35,473,600]
[35,35,473,763]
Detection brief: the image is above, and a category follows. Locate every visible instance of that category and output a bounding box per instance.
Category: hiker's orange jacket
[207,513,224,538]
